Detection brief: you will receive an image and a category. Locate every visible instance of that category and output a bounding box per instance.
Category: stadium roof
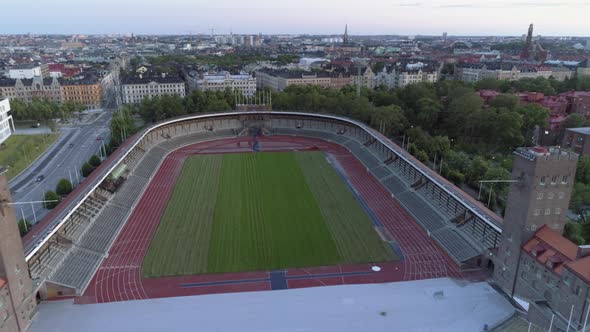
[30,278,515,332]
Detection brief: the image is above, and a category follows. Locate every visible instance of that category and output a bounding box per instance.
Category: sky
[1,0,589,36]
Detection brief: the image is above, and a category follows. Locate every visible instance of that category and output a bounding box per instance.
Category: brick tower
[0,169,36,331]
[493,147,578,296]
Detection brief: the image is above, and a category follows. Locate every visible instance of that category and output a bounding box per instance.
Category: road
[9,111,113,224]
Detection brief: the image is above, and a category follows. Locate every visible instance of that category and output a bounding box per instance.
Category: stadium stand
[49,247,103,291]
[369,166,392,181]
[381,175,408,195]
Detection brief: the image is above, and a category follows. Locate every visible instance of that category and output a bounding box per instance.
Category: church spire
[343,24,349,45]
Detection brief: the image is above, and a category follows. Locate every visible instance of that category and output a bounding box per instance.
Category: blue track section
[286,271,372,280]
[180,270,376,290]
[269,271,288,290]
[324,154,384,227]
[180,278,269,288]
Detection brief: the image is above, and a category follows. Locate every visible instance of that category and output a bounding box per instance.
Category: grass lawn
[0,134,60,179]
[142,151,395,278]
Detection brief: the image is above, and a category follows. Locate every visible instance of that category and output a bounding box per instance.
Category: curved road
[10,111,112,224]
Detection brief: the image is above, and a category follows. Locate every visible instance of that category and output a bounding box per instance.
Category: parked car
[31,123,40,128]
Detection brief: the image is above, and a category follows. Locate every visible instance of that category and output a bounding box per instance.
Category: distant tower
[493,147,578,297]
[442,32,448,43]
[0,170,37,331]
[343,24,349,45]
[526,24,534,48]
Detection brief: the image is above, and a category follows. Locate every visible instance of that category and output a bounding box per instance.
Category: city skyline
[1,0,590,36]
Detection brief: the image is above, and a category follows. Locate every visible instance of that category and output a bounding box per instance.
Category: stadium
[22,111,503,304]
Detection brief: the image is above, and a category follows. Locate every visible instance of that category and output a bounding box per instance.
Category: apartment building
[121,74,186,104]
[196,71,256,97]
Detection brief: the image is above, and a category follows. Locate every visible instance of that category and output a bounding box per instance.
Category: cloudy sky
[1,0,588,36]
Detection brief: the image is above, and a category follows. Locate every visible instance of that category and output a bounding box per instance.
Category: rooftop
[565,255,590,284]
[29,279,515,332]
[567,127,590,135]
[514,146,578,161]
[523,225,590,282]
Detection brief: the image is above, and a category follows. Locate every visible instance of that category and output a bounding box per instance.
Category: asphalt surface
[9,111,112,224]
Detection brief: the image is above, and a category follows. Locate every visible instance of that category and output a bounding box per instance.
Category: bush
[415,150,429,163]
[81,162,94,177]
[44,191,60,209]
[18,219,32,237]
[448,170,466,185]
[89,154,102,167]
[56,178,73,196]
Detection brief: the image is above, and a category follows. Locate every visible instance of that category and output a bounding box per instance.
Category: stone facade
[0,173,37,332]
[0,76,103,108]
[121,74,186,104]
[492,146,586,330]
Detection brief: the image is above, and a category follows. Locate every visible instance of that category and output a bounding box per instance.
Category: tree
[111,106,136,146]
[89,154,102,167]
[563,222,585,245]
[427,136,451,159]
[445,93,484,139]
[447,170,466,185]
[563,114,588,129]
[56,178,73,196]
[576,155,590,184]
[516,103,549,142]
[398,83,437,112]
[370,105,408,137]
[489,94,519,110]
[414,98,441,130]
[571,183,590,223]
[466,156,489,185]
[475,78,503,91]
[81,162,94,177]
[493,108,524,151]
[18,219,32,237]
[44,191,60,209]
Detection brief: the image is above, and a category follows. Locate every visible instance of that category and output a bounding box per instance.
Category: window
[558,192,565,199]
[531,224,537,231]
[534,209,540,216]
[545,208,551,215]
[537,192,544,200]
[555,208,561,215]
[564,276,571,286]
[562,175,569,184]
[548,192,554,200]
[540,176,546,185]
[551,176,557,185]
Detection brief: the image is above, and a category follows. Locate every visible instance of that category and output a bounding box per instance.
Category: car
[34,175,44,182]
[68,143,74,148]
[96,136,102,140]
[31,123,40,128]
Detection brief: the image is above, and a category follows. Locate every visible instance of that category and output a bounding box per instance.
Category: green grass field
[142,151,395,278]
[0,134,60,179]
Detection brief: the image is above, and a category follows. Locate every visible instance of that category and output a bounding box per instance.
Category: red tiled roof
[522,225,590,280]
[565,256,590,284]
[0,277,5,289]
[526,225,579,259]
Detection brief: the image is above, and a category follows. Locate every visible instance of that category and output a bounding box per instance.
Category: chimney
[139,73,142,79]
[578,245,590,258]
[161,73,166,78]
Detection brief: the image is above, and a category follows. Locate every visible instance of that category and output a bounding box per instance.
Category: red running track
[79,135,473,304]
